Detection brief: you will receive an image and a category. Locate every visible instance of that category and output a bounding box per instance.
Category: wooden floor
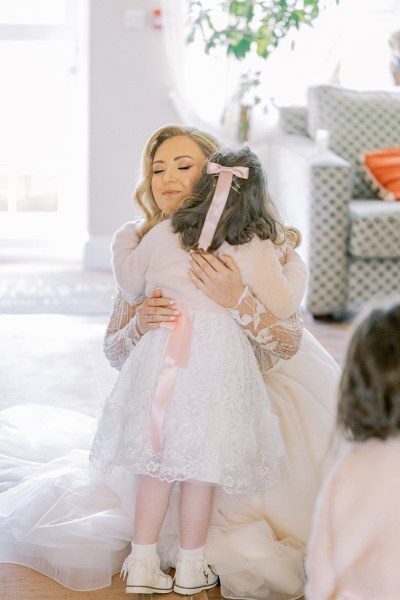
[1,564,305,600]
[1,565,227,600]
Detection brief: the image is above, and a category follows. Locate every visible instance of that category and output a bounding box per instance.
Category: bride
[0,124,340,600]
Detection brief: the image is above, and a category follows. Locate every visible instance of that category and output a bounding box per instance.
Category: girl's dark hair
[171,146,285,251]
[338,301,400,441]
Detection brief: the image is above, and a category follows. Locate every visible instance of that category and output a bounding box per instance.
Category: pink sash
[150,304,192,453]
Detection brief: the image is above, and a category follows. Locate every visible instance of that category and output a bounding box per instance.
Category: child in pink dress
[90,145,308,595]
[306,300,400,600]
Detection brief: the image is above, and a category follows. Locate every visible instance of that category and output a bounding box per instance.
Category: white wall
[84,0,179,268]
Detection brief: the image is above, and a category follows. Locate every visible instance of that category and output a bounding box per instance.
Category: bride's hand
[188,251,245,308]
[138,289,180,333]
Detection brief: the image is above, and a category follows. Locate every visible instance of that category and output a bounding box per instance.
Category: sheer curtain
[263,0,400,106]
[161,0,400,140]
[161,0,237,141]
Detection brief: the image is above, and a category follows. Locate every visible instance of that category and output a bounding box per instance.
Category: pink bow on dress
[197,162,249,252]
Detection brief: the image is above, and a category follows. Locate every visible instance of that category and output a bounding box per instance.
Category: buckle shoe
[120,552,173,594]
[174,554,219,595]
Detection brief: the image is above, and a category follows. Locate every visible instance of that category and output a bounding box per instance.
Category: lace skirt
[90,311,284,495]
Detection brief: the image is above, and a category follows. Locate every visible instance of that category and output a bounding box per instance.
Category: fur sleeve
[281,247,308,313]
[111,220,147,300]
[232,240,308,321]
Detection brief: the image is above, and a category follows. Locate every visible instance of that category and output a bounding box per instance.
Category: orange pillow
[362,147,400,201]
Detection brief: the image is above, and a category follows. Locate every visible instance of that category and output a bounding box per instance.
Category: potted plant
[187,0,340,141]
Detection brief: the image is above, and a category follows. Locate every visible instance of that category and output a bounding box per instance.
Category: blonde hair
[134,124,222,240]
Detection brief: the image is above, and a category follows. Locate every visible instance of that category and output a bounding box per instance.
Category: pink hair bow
[197,162,249,251]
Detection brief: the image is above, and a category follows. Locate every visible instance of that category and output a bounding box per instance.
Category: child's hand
[188,251,245,308]
[138,289,180,333]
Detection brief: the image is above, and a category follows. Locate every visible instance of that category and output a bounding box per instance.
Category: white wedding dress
[0,287,341,599]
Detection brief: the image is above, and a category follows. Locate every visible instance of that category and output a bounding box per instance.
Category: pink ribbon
[150,304,192,453]
[197,162,249,251]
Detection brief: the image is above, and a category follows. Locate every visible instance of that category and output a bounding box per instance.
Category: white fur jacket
[111,219,308,321]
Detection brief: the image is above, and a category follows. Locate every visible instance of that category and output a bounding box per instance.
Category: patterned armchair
[267,85,400,318]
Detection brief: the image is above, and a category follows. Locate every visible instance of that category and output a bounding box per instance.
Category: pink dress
[306,436,400,600]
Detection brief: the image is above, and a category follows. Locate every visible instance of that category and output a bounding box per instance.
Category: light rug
[0,262,115,315]
[0,314,117,415]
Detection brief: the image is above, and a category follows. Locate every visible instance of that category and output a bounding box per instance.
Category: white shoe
[120,551,173,594]
[174,554,219,595]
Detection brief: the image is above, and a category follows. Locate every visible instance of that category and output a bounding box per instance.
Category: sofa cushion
[349,200,400,258]
[348,259,400,311]
[307,85,400,199]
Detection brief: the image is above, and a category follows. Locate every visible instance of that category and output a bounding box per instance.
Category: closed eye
[178,166,192,170]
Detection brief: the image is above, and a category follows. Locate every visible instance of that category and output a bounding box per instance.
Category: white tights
[133,475,215,549]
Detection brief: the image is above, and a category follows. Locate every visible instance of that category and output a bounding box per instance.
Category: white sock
[179,545,205,560]
[134,542,158,558]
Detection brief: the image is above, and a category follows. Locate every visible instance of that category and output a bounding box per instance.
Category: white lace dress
[90,309,283,494]
[89,220,308,494]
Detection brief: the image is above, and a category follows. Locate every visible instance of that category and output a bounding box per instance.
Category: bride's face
[151,135,206,215]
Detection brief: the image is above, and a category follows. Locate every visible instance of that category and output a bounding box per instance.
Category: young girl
[306,300,400,600]
[89,144,308,594]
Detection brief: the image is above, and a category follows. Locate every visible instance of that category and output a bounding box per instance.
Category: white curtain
[161,0,235,140]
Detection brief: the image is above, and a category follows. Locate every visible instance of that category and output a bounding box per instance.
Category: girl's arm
[230,239,308,322]
[111,220,147,299]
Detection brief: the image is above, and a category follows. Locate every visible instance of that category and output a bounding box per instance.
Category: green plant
[187,0,340,61]
[187,0,340,140]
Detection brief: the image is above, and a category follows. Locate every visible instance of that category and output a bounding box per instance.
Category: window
[0,0,67,25]
[0,0,87,257]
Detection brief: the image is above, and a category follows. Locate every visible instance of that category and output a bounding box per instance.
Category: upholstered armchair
[266,85,400,318]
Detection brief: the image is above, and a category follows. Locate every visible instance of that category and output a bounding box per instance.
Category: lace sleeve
[228,286,303,373]
[104,286,303,373]
[103,290,145,370]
